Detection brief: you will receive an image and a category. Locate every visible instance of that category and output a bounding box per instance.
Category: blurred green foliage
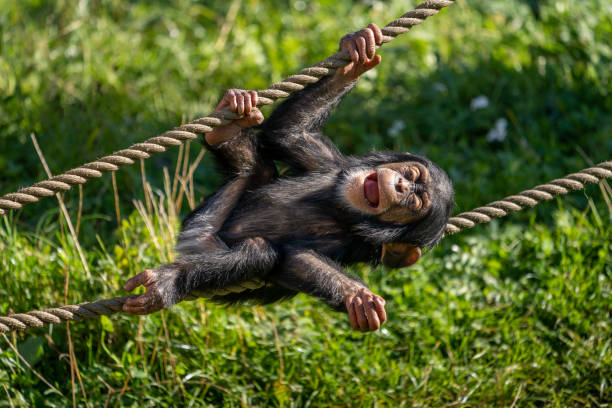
[0,0,611,406]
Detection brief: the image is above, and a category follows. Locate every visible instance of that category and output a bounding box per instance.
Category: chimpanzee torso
[216,173,381,266]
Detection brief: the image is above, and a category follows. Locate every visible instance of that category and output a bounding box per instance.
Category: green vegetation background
[1,0,611,406]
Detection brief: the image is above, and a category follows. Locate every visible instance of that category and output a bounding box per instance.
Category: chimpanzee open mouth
[364,172,380,207]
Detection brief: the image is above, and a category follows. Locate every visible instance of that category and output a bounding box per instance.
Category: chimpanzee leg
[170,236,278,305]
[123,236,278,314]
[179,236,276,288]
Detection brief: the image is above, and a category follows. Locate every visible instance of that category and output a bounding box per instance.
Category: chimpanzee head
[337,152,454,250]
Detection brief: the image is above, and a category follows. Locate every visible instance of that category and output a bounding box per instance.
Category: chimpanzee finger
[124,270,151,292]
[339,35,353,52]
[361,28,376,59]
[368,23,383,45]
[364,295,381,330]
[216,94,229,111]
[226,89,237,112]
[123,304,146,315]
[125,292,161,314]
[125,302,158,315]
[374,294,386,306]
[236,92,245,115]
[373,296,387,324]
[123,298,137,310]
[249,90,258,109]
[124,293,150,308]
[250,108,264,124]
[353,296,368,331]
[244,92,252,115]
[407,246,422,266]
[347,301,359,330]
[356,36,367,65]
[123,304,144,314]
[348,39,359,64]
[364,55,382,71]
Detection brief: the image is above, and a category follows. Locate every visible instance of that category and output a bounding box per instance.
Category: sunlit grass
[1,0,612,406]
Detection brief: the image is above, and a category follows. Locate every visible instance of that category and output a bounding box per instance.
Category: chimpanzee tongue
[364,178,379,207]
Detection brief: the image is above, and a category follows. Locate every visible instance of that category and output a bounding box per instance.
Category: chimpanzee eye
[411,194,422,210]
[421,191,430,209]
[407,166,420,181]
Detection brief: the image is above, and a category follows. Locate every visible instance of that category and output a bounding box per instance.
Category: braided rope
[0,280,265,334]
[0,297,129,333]
[0,0,454,216]
[3,161,610,333]
[445,161,612,235]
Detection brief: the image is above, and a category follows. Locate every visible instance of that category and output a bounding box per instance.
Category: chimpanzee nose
[395,177,410,194]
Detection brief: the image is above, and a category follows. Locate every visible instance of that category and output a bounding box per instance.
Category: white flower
[387,120,406,138]
[470,95,490,110]
[65,45,78,58]
[486,118,508,143]
[168,27,179,38]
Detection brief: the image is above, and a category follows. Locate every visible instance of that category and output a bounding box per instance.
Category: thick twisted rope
[0,280,266,333]
[0,0,454,217]
[444,161,612,235]
[0,297,129,333]
[3,160,610,333]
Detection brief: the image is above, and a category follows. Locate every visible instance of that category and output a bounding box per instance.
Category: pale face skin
[343,161,432,223]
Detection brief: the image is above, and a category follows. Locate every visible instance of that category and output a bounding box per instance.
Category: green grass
[1,0,612,406]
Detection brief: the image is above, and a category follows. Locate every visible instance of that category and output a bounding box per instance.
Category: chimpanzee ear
[381,242,421,269]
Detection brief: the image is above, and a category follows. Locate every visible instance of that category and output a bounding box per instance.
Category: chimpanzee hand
[205,89,264,146]
[123,266,181,315]
[335,23,383,82]
[345,288,387,331]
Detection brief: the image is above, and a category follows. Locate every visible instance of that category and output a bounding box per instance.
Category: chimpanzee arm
[258,75,355,173]
[204,128,276,185]
[202,89,277,185]
[258,22,384,173]
[174,236,277,300]
[269,248,387,331]
[180,176,251,241]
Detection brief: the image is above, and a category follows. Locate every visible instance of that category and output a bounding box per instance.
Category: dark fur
[170,76,454,311]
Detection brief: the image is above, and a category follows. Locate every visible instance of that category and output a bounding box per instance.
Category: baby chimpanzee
[123,23,454,331]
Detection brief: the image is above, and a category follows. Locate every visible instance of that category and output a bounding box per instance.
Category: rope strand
[444,161,612,235]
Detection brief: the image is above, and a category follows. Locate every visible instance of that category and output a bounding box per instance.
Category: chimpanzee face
[343,161,432,224]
